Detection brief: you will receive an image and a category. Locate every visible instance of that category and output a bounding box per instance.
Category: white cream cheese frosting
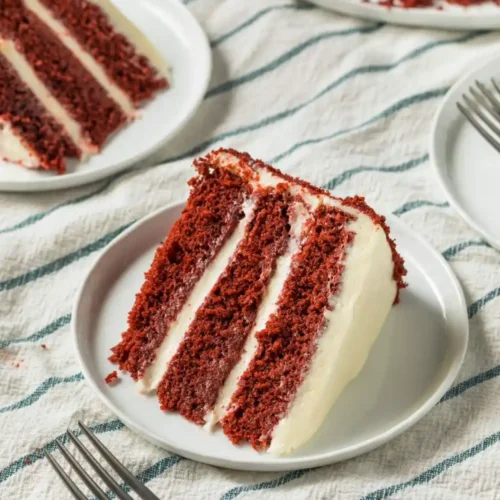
[0,118,39,169]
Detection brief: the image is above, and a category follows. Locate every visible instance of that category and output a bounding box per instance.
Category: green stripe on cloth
[440,364,500,404]
[137,456,182,485]
[107,457,183,499]
[323,154,429,191]
[269,88,449,164]
[0,373,84,414]
[468,286,500,319]
[0,222,134,293]
[221,470,310,500]
[442,240,491,260]
[211,3,315,48]
[393,200,449,216]
[206,24,383,98]
[0,179,114,235]
[0,313,71,349]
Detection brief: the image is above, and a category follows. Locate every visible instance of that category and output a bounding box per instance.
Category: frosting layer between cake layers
[110,149,407,454]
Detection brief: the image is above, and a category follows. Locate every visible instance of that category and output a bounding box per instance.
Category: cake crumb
[41,344,47,349]
[105,371,119,385]
[25,458,31,465]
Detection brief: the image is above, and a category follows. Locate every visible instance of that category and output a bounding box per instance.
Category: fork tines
[458,78,500,153]
[45,421,160,500]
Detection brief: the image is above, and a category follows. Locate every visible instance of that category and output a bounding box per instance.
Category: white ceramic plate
[431,55,500,250]
[310,0,500,30]
[0,0,211,192]
[73,202,468,471]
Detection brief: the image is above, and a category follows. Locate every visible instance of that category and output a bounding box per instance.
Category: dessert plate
[0,0,211,192]
[310,0,500,30]
[73,202,468,471]
[431,54,500,250]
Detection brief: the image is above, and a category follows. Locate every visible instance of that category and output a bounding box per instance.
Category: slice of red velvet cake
[110,149,407,454]
[0,0,169,173]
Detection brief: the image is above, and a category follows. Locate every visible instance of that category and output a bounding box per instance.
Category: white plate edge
[310,0,500,30]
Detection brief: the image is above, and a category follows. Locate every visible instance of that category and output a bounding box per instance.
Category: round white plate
[73,202,468,471]
[310,0,500,30]
[431,55,500,250]
[0,0,211,192]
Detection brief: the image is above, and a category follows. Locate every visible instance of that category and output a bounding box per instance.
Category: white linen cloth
[1,1,500,498]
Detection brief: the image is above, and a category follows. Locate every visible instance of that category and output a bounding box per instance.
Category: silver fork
[457,78,500,153]
[45,421,160,500]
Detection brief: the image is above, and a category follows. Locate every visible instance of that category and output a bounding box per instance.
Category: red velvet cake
[0,0,169,173]
[110,149,407,454]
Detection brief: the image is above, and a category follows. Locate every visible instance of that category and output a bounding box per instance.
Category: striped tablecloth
[2,1,500,498]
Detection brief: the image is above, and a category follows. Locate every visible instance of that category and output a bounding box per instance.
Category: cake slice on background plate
[0,0,169,174]
[110,149,407,455]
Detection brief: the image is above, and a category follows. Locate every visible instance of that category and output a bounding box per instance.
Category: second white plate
[431,54,500,250]
[72,202,468,471]
[0,0,211,192]
[310,0,500,30]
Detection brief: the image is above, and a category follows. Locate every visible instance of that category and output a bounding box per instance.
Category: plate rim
[430,53,500,250]
[0,0,212,193]
[309,0,500,29]
[72,201,469,471]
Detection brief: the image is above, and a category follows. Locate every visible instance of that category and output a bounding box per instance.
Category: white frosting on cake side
[136,199,256,393]
[268,211,396,455]
[86,0,170,81]
[0,118,40,169]
[24,0,136,117]
[0,38,93,156]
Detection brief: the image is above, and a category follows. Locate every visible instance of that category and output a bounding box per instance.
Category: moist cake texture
[110,148,407,454]
[0,0,169,173]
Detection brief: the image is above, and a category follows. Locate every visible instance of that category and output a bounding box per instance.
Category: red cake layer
[0,1,126,148]
[40,0,169,105]
[109,163,249,380]
[158,187,292,424]
[0,54,80,172]
[221,204,355,450]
